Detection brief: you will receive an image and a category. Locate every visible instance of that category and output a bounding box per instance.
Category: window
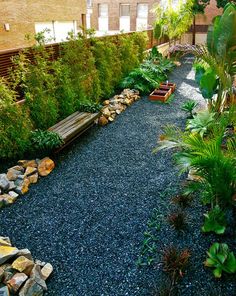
[35,21,77,44]
[120,4,130,17]
[137,3,148,18]
[120,4,130,32]
[98,3,108,17]
[136,3,148,30]
[98,4,109,32]
[35,22,55,43]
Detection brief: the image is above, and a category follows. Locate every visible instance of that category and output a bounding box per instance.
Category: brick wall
[90,0,221,33]
[90,0,157,32]
[0,0,87,50]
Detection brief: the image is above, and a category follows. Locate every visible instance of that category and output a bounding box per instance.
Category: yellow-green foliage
[154,0,194,40]
[0,79,32,159]
[62,34,101,104]
[91,36,122,98]
[117,34,141,77]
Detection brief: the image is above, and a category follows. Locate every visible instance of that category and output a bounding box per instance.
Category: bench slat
[51,112,89,134]
[60,113,99,141]
[49,111,85,131]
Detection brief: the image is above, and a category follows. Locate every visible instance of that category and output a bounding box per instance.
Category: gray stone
[19,279,44,296]
[30,264,47,290]
[17,249,33,261]
[8,191,19,199]
[0,286,9,296]
[0,174,10,191]
[8,181,16,190]
[41,263,53,280]
[0,236,11,247]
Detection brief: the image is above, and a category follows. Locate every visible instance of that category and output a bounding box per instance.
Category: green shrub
[62,34,101,103]
[11,46,59,130]
[0,79,32,159]
[91,37,122,98]
[205,243,236,278]
[202,206,227,234]
[52,59,77,119]
[131,32,148,62]
[118,34,140,77]
[181,100,198,118]
[29,129,64,155]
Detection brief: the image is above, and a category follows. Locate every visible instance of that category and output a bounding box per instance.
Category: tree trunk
[192,15,196,45]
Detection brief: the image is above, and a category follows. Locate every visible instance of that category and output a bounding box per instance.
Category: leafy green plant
[76,101,102,113]
[154,0,194,41]
[62,33,101,104]
[186,109,215,137]
[11,45,59,130]
[121,54,175,95]
[204,243,236,278]
[154,111,236,209]
[51,59,77,119]
[202,206,227,234]
[181,100,198,118]
[171,2,236,112]
[0,79,32,159]
[29,130,64,155]
[91,37,122,98]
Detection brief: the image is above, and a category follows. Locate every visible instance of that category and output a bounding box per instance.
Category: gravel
[0,56,235,295]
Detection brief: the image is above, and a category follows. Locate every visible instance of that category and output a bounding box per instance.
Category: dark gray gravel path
[1,57,235,296]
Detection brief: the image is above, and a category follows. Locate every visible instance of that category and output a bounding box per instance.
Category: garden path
[0,57,209,296]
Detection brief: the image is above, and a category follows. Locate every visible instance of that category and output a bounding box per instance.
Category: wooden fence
[0,29,168,80]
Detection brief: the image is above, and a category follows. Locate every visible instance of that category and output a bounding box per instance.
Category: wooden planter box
[160,82,176,93]
[149,88,172,102]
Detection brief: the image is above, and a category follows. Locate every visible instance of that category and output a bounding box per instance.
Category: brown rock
[0,245,18,264]
[0,194,17,206]
[12,256,34,276]
[103,100,110,105]
[108,117,114,122]
[28,173,38,184]
[37,158,55,177]
[102,107,111,118]
[30,265,47,290]
[0,286,10,296]
[0,237,11,247]
[98,116,108,126]
[7,272,28,293]
[21,160,38,169]
[10,165,24,172]
[6,169,21,181]
[19,279,44,296]
[22,178,30,194]
[24,167,37,177]
[41,263,53,280]
[116,110,121,115]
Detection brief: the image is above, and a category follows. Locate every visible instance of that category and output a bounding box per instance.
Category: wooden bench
[49,111,101,150]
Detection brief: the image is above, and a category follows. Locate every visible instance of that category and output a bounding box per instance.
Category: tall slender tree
[192,0,210,45]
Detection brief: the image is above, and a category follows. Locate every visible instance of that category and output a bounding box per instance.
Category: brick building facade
[88,0,221,35]
[0,0,87,50]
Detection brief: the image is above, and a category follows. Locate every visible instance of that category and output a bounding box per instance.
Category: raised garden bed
[149,88,172,102]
